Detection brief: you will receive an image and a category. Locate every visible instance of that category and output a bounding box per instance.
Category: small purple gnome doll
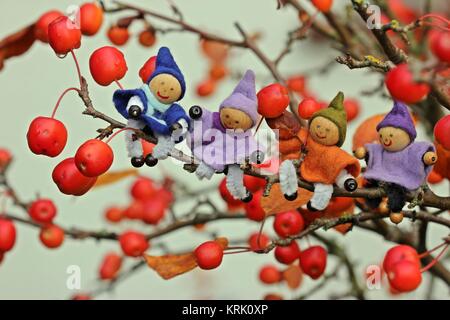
[113,47,190,168]
[354,101,437,222]
[187,70,264,202]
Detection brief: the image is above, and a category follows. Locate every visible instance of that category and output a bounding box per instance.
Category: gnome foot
[145,154,158,167]
[195,162,215,180]
[241,191,253,203]
[307,201,318,212]
[226,164,249,200]
[279,160,298,201]
[153,135,175,160]
[309,183,333,211]
[336,169,357,192]
[131,156,145,168]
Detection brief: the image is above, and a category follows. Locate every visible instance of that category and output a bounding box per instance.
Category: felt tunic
[298,129,361,184]
[364,142,435,190]
[187,109,261,171]
[113,87,190,136]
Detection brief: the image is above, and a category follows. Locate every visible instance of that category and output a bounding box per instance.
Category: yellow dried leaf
[261,183,313,215]
[93,169,139,189]
[144,253,198,280]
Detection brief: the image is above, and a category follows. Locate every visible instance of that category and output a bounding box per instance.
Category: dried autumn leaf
[434,141,450,180]
[261,183,313,215]
[93,169,139,188]
[214,237,229,250]
[0,24,36,71]
[144,253,198,280]
[266,111,301,140]
[282,265,303,289]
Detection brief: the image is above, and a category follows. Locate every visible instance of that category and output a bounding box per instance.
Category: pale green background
[0,0,448,299]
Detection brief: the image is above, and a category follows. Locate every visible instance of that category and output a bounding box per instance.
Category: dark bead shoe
[145,154,158,167]
[131,156,144,168]
[284,191,298,201]
[241,191,253,203]
[344,178,357,192]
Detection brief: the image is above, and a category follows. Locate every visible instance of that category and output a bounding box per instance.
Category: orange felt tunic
[298,128,361,184]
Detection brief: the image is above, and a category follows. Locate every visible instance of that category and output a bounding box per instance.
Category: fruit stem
[418,241,448,259]
[70,50,83,88]
[105,127,138,144]
[420,243,449,273]
[419,14,450,31]
[115,80,124,90]
[223,248,251,255]
[51,87,80,119]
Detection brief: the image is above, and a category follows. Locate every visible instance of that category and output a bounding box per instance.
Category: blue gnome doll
[187,70,265,202]
[113,47,190,167]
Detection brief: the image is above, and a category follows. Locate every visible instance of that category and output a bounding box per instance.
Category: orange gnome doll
[275,92,361,211]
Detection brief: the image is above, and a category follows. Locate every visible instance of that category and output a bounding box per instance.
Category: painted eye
[389,134,393,138]
[170,88,174,91]
[379,134,382,138]
[316,125,321,129]
[161,82,165,85]
[235,121,239,124]
[225,115,230,118]
[326,128,330,132]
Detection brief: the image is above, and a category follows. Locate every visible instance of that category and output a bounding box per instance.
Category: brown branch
[351,0,407,65]
[336,54,391,72]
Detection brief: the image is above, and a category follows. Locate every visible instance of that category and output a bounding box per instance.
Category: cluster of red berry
[196,40,230,97]
[107,22,157,48]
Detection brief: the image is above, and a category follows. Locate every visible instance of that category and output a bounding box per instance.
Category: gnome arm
[162,103,191,130]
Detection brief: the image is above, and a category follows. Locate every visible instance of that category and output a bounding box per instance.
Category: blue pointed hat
[377,100,417,140]
[147,47,186,100]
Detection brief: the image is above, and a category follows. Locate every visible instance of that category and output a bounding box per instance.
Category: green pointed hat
[310,91,347,147]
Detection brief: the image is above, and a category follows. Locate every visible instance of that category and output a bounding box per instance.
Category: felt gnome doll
[187,70,264,202]
[113,47,190,167]
[354,101,437,222]
[280,92,361,211]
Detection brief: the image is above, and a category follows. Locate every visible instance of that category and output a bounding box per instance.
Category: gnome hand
[195,162,215,180]
[189,105,203,120]
[170,119,189,143]
[423,151,438,166]
[353,147,367,160]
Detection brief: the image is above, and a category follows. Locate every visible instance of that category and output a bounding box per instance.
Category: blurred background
[0,0,448,299]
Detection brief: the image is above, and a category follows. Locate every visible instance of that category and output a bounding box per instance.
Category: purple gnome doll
[354,101,437,217]
[113,47,190,168]
[187,70,264,202]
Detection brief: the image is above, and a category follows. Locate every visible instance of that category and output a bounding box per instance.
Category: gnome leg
[226,164,251,202]
[195,161,215,180]
[364,180,382,209]
[386,183,407,213]
[152,134,175,160]
[125,119,145,167]
[309,183,333,211]
[279,160,298,201]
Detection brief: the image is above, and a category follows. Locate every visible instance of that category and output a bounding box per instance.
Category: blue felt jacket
[113,88,190,136]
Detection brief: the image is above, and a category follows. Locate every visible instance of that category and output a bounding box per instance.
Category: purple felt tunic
[187,109,262,171]
[363,142,435,190]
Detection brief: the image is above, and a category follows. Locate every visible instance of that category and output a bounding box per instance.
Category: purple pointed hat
[220,70,258,125]
[376,101,417,140]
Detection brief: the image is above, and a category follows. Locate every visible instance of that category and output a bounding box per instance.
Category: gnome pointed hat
[310,91,347,147]
[147,47,186,100]
[376,101,417,141]
[220,69,258,125]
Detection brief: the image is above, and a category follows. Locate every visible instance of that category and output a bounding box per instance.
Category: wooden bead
[389,212,404,224]
[353,147,367,160]
[423,151,438,165]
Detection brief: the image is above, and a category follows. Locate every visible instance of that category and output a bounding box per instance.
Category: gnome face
[220,107,253,131]
[149,74,182,104]
[309,116,340,146]
[378,126,411,152]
